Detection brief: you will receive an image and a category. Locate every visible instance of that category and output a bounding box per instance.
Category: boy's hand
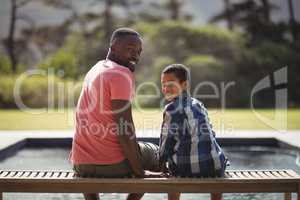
[158,160,169,173]
[143,170,168,178]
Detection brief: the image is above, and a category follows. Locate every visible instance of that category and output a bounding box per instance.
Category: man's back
[70,59,134,165]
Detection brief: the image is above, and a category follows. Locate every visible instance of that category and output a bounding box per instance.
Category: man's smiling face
[110,35,142,71]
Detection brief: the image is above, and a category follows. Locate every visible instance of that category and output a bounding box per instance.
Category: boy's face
[161,73,187,102]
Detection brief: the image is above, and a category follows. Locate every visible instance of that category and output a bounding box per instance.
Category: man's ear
[110,44,116,53]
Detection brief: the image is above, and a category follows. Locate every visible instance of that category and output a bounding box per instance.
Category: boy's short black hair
[162,64,190,82]
[110,27,140,45]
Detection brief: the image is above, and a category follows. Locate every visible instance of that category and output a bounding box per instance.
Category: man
[70,28,162,200]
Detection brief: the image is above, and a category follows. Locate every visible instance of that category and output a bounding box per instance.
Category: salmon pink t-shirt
[70,59,134,165]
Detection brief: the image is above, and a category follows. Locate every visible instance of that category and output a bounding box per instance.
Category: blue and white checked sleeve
[159,111,176,163]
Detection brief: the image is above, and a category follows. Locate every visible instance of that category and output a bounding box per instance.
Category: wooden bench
[0,169,299,200]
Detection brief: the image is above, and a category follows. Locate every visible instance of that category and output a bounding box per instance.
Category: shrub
[184,55,224,82]
[0,55,12,74]
[0,75,82,109]
[136,21,243,62]
[39,49,79,79]
[0,76,15,108]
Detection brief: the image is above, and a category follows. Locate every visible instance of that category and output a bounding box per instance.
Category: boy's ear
[182,80,188,90]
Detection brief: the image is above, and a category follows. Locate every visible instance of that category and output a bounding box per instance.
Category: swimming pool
[1,145,299,200]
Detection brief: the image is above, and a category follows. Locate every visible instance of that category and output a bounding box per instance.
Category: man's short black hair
[110,27,140,45]
[162,64,190,82]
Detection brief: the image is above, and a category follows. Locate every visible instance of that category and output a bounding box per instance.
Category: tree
[168,0,181,20]
[39,48,79,79]
[287,0,298,41]
[224,0,234,30]
[103,0,113,40]
[93,0,143,40]
[86,0,114,41]
[260,0,271,24]
[210,0,280,43]
[43,0,89,36]
[146,0,191,21]
[6,0,34,72]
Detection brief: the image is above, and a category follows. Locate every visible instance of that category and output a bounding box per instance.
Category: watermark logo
[250,67,288,132]
[12,66,288,134]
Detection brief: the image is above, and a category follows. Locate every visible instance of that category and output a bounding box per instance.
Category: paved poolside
[0,130,300,152]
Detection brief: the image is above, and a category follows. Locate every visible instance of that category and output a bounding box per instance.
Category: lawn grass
[0,108,299,130]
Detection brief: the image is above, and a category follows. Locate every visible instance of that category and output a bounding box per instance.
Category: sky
[0,0,299,39]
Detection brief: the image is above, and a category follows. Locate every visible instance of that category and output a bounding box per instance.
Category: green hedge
[38,49,79,79]
[0,75,82,109]
[0,55,12,74]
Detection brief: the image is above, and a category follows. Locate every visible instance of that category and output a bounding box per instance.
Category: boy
[159,64,228,200]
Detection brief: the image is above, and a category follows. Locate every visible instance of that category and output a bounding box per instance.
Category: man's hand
[144,170,169,178]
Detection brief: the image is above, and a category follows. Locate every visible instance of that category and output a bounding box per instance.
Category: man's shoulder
[88,60,132,79]
[103,59,132,74]
[85,60,106,76]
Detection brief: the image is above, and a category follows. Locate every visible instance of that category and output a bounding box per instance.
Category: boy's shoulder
[163,101,177,114]
[190,97,208,115]
[163,96,204,114]
[190,97,205,108]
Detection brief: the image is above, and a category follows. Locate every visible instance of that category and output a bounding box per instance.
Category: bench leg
[0,192,2,200]
[284,193,291,200]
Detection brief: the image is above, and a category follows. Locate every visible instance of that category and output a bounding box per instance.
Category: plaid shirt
[159,91,227,177]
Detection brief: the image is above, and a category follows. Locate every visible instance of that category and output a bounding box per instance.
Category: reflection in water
[0,146,299,200]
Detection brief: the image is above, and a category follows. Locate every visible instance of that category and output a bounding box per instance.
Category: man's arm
[111,99,144,177]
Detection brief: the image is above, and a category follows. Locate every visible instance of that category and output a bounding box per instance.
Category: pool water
[0,146,299,200]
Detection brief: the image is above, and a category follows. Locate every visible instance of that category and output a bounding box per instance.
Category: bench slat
[241,171,254,179]
[23,171,32,178]
[224,171,231,178]
[227,171,239,178]
[31,171,39,178]
[235,171,246,179]
[36,171,46,178]
[11,171,22,178]
[1,171,11,178]
[44,172,54,178]
[8,171,18,178]
[248,171,261,179]
[52,172,62,178]
[256,171,269,178]
[16,171,25,178]
[270,171,282,178]
[263,171,276,178]
[277,171,290,178]
[286,170,300,177]
[60,172,69,179]
[67,172,75,178]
